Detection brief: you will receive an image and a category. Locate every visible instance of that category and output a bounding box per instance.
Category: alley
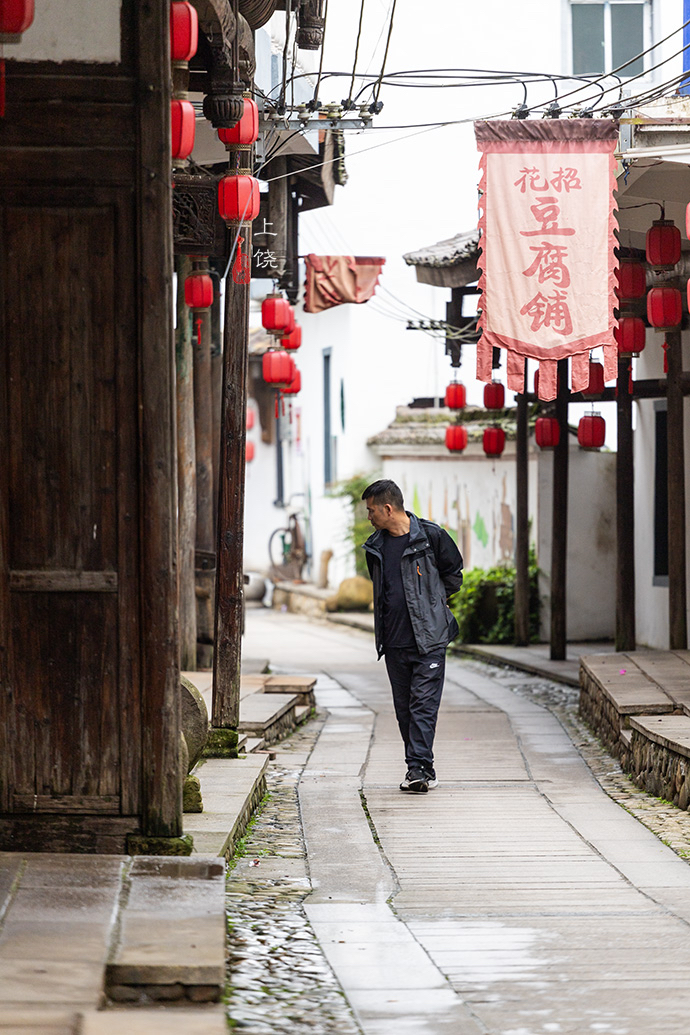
[241,608,690,1035]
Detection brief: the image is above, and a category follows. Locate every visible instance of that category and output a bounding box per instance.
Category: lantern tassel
[274,392,279,420]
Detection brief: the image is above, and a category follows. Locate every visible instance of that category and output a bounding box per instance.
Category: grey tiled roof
[403,230,480,269]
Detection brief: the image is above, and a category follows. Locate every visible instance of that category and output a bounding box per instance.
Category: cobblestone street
[233,609,690,1035]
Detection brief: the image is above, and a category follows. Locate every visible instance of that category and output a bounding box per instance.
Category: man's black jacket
[363,512,463,658]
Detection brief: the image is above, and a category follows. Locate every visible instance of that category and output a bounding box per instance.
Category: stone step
[263,675,316,707]
[238,692,299,745]
[80,1008,227,1033]
[581,653,675,715]
[620,728,632,747]
[186,754,269,857]
[630,714,690,759]
[295,704,310,723]
[105,856,226,1005]
[244,737,265,753]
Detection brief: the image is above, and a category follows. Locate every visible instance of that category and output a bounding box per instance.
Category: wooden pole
[210,271,222,538]
[550,359,569,661]
[514,361,530,645]
[616,356,636,651]
[666,328,687,650]
[137,0,181,838]
[193,304,215,666]
[175,255,197,671]
[212,227,251,730]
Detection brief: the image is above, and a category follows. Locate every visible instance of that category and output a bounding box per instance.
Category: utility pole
[550,359,569,661]
[616,355,636,651]
[514,361,530,645]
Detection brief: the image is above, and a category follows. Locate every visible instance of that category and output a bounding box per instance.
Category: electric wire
[346,0,367,105]
[371,0,397,105]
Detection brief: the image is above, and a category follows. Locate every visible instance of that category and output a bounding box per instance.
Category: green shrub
[334,473,376,579]
[450,547,541,644]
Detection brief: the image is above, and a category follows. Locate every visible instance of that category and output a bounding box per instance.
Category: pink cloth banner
[474,119,619,401]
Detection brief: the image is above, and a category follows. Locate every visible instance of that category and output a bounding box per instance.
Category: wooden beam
[666,329,687,650]
[213,228,251,730]
[514,362,530,645]
[136,0,182,837]
[616,357,636,651]
[550,359,569,661]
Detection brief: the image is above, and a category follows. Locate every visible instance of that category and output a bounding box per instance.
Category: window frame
[568,0,651,80]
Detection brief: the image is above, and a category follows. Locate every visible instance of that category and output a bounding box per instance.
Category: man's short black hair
[361,479,405,511]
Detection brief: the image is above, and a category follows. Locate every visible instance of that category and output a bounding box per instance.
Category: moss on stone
[127,833,194,856]
[183,775,203,813]
[203,727,240,758]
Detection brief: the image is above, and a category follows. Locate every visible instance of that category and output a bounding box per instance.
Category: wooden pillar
[514,362,530,645]
[193,305,215,666]
[550,359,569,661]
[616,356,636,651]
[212,227,251,730]
[666,328,687,649]
[210,272,223,536]
[137,0,181,837]
[175,255,197,671]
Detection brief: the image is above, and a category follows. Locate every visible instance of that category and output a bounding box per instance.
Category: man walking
[361,480,463,793]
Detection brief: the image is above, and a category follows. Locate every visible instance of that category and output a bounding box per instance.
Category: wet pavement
[237,608,690,1035]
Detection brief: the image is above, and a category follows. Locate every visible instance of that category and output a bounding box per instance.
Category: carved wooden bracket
[297,0,324,50]
[173,173,230,259]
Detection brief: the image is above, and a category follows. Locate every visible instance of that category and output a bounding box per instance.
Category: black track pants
[384,646,446,775]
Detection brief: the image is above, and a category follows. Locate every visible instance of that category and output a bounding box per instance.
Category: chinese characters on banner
[474,120,619,401]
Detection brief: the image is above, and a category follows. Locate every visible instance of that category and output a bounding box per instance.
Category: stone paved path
[243,609,690,1035]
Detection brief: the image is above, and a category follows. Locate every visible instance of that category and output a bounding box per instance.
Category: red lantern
[647,286,682,331]
[262,350,295,388]
[483,426,505,457]
[615,260,646,302]
[615,316,645,356]
[218,98,260,147]
[282,306,296,337]
[444,382,466,410]
[262,295,291,334]
[171,99,195,160]
[646,219,681,270]
[0,0,34,37]
[282,369,302,395]
[245,441,255,463]
[218,174,260,224]
[484,381,505,410]
[184,271,213,310]
[578,413,606,450]
[535,416,560,449]
[445,425,468,453]
[170,1,198,62]
[281,325,302,351]
[583,361,605,397]
[246,409,255,430]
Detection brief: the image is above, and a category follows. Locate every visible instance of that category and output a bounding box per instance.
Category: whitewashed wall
[12,1,121,63]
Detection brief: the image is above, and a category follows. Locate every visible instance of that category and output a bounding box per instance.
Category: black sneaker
[400,768,429,793]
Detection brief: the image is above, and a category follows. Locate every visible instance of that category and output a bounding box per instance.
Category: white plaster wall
[11,0,121,63]
[538,444,616,641]
[633,326,690,648]
[378,446,539,575]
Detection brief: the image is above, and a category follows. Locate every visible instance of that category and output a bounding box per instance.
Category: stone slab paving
[241,609,690,1035]
[186,754,269,856]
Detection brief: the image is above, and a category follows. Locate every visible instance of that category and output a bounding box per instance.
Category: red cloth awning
[304,254,385,313]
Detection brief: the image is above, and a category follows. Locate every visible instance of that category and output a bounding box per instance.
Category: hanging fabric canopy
[304,254,386,313]
[474,119,619,401]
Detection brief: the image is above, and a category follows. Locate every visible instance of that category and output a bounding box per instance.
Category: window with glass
[571,1,647,77]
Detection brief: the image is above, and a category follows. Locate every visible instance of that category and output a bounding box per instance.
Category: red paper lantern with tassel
[445,426,468,453]
[647,286,682,331]
[262,350,295,388]
[583,361,605,397]
[218,174,260,224]
[444,382,466,410]
[535,416,560,449]
[615,316,645,357]
[484,381,505,410]
[184,271,213,310]
[218,98,259,146]
[281,325,302,351]
[282,368,302,395]
[171,99,195,159]
[578,413,606,451]
[483,427,505,457]
[615,261,646,302]
[646,219,681,270]
[262,295,291,334]
[0,0,34,37]
[170,1,198,61]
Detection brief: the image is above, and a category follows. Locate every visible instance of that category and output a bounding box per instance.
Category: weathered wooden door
[0,195,142,849]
